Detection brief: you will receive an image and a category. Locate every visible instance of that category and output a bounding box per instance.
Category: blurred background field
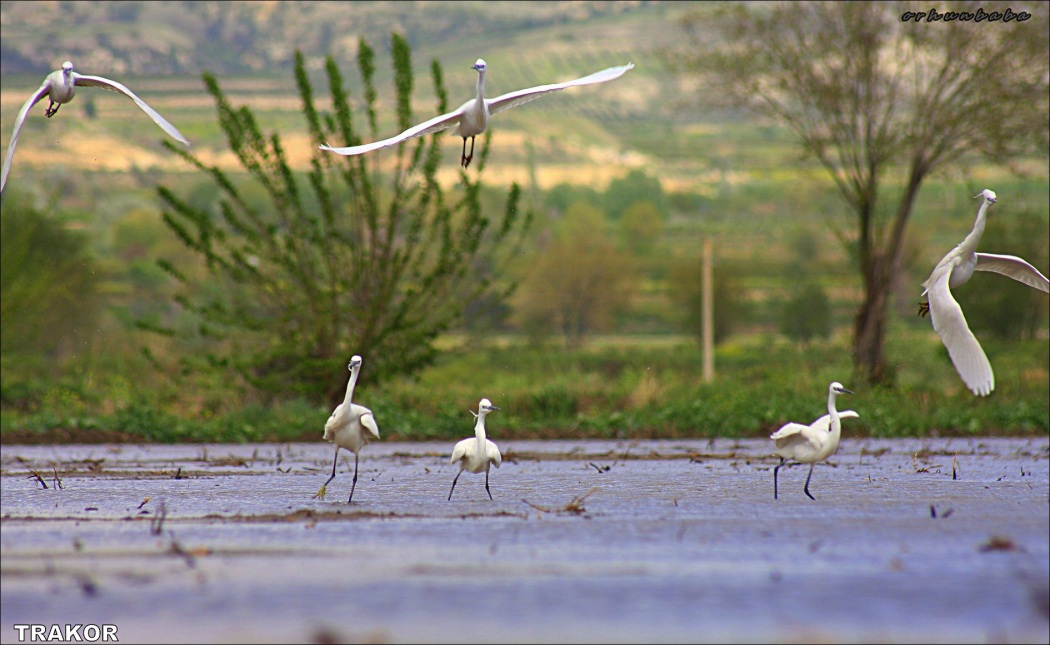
[1,1,1047,442]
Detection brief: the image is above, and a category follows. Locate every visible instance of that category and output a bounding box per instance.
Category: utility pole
[702,237,714,382]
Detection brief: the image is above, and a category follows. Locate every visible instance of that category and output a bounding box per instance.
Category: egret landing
[320,59,634,168]
[1,61,190,194]
[919,189,1050,396]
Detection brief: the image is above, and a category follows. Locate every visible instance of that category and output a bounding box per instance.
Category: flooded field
[2,438,1048,644]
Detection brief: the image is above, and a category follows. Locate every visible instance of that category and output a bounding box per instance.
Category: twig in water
[28,470,48,489]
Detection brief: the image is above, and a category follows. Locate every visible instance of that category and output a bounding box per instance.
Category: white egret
[919,189,1050,396]
[1,61,190,194]
[314,356,380,503]
[771,382,856,501]
[448,398,502,501]
[321,59,634,168]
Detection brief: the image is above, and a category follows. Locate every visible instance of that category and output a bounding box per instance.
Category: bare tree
[670,1,1048,386]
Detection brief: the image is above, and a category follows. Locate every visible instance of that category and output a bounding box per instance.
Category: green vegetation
[3,331,1046,444]
[1,4,1046,444]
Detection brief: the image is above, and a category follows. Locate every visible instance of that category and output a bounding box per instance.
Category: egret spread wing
[1,81,52,193]
[770,422,810,442]
[809,410,860,433]
[975,253,1050,292]
[486,62,634,116]
[321,107,467,156]
[926,267,994,396]
[72,73,190,145]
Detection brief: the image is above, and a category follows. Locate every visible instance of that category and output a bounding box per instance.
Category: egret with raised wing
[919,189,1050,396]
[314,356,380,503]
[448,398,502,500]
[1,61,190,194]
[321,59,634,168]
[772,382,856,501]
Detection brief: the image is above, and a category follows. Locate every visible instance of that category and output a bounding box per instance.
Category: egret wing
[358,409,380,440]
[486,62,634,116]
[1,80,52,193]
[926,268,994,396]
[975,253,1050,292]
[321,107,467,156]
[487,439,502,469]
[72,73,189,145]
[809,410,860,433]
[450,438,469,465]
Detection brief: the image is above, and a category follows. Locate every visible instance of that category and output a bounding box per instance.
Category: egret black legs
[917,301,930,317]
[45,101,60,118]
[460,135,476,168]
[803,463,817,501]
[348,452,359,504]
[448,471,462,501]
[773,457,785,499]
[485,470,493,501]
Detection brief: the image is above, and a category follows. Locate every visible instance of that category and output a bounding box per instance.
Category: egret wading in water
[919,189,1050,396]
[1,61,190,194]
[320,59,634,168]
[448,399,502,500]
[771,382,857,501]
[314,356,380,503]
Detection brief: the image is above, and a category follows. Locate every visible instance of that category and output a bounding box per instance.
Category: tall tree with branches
[671,1,1048,386]
[154,35,532,408]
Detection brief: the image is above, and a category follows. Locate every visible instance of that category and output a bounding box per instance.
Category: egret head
[473,59,487,73]
[348,355,362,371]
[829,382,853,396]
[61,61,74,75]
[478,398,500,413]
[974,189,997,204]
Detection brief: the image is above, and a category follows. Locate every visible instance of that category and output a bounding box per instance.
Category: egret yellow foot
[312,485,327,500]
[917,301,930,317]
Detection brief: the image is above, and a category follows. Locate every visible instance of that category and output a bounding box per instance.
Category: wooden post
[702,237,714,382]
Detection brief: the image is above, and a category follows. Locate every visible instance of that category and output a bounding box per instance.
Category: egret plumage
[448,398,502,500]
[321,59,634,168]
[1,61,190,194]
[314,356,380,503]
[919,189,1050,396]
[772,382,856,500]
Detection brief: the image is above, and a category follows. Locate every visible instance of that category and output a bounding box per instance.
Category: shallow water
[2,438,1048,643]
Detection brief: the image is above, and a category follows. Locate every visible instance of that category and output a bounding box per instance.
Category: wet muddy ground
[2,437,1048,644]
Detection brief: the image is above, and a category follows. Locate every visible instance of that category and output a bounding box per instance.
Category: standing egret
[772,382,856,501]
[919,189,1050,396]
[448,398,502,501]
[321,59,634,168]
[314,356,380,503]
[1,61,190,194]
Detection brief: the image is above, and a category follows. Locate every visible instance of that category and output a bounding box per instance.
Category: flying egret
[320,58,634,168]
[918,189,1050,396]
[314,356,380,503]
[1,61,190,194]
[771,382,856,501]
[448,398,502,501]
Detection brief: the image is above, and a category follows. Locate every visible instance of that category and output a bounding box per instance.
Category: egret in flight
[919,189,1050,396]
[314,356,380,503]
[1,61,190,194]
[771,382,857,501]
[448,398,502,500]
[321,59,634,168]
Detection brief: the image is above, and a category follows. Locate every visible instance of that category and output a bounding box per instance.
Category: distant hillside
[0,1,671,76]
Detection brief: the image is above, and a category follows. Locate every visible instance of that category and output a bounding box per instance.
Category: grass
[3,330,1046,445]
